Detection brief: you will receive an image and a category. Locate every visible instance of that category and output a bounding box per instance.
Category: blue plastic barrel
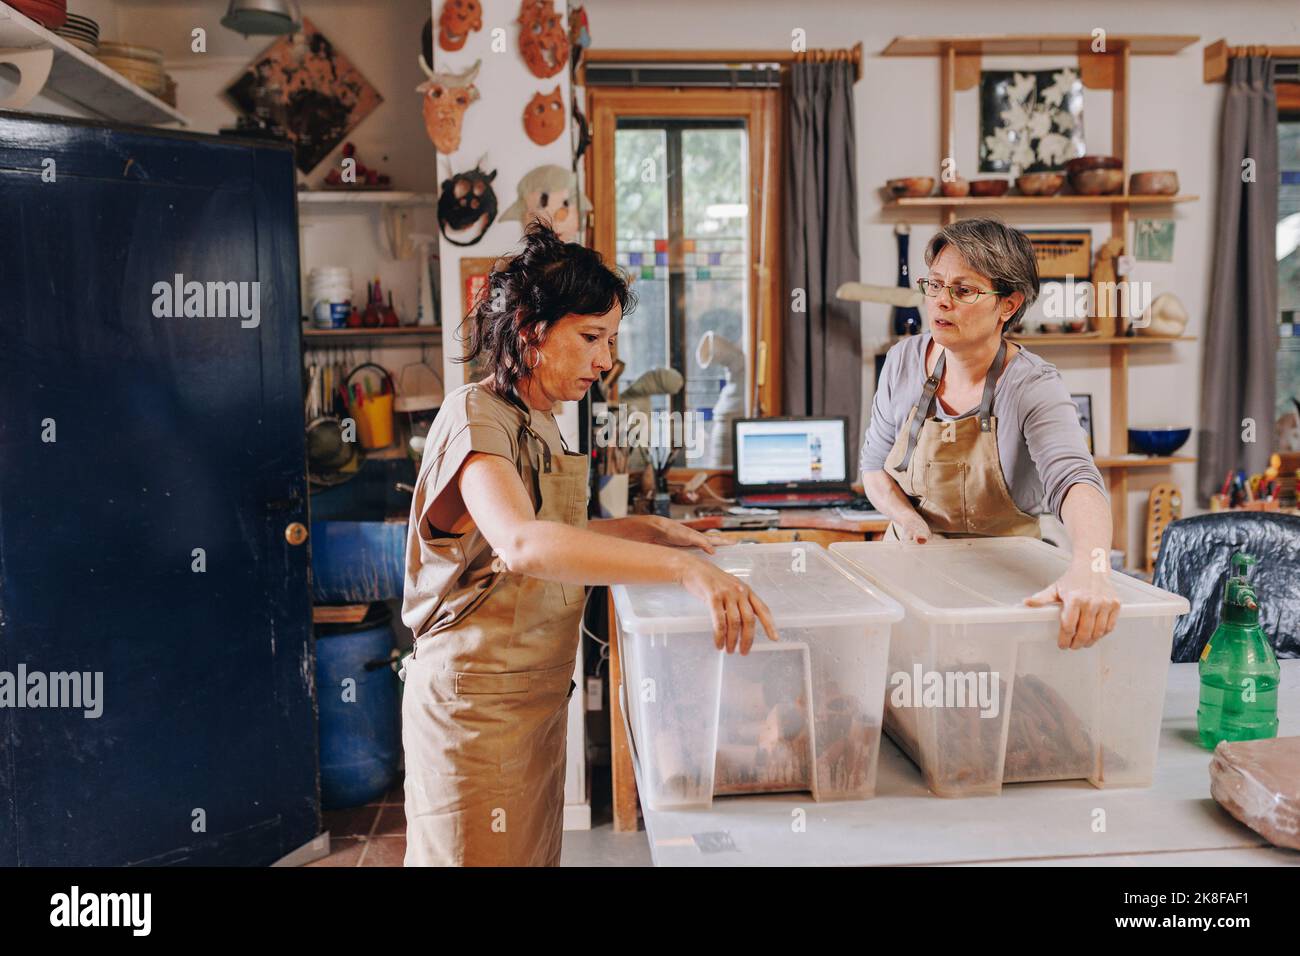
[315,604,400,810]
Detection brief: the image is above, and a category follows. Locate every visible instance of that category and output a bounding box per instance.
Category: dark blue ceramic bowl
[1128,426,1191,457]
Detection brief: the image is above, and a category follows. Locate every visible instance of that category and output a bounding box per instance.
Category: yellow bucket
[347,362,396,450]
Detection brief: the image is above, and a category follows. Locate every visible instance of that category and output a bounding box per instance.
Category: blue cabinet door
[0,113,318,865]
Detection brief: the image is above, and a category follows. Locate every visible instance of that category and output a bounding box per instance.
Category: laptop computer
[733,416,856,508]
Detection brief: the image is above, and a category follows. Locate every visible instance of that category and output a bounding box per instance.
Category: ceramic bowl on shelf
[1065,155,1122,174]
[1070,168,1124,195]
[1128,426,1191,457]
[1015,172,1064,196]
[1129,170,1179,195]
[886,176,935,198]
[970,179,1010,197]
[940,178,970,197]
[1066,155,1124,195]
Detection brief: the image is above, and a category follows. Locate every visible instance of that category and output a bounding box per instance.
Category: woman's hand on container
[679,556,779,655]
[896,512,931,544]
[648,515,724,553]
[1024,561,1122,649]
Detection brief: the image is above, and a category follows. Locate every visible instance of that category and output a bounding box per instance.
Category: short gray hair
[924,218,1039,333]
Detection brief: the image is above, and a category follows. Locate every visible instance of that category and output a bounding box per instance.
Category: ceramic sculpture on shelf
[620,367,684,471]
[1137,292,1189,338]
[695,331,746,468]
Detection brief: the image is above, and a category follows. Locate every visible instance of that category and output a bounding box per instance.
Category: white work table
[640,661,1300,867]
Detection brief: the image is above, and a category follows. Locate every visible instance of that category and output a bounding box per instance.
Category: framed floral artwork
[980,68,1085,174]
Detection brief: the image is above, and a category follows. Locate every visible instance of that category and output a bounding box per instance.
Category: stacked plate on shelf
[54,12,100,55]
[96,41,168,98]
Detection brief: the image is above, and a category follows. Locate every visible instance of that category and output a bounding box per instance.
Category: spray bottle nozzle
[1231,553,1257,577]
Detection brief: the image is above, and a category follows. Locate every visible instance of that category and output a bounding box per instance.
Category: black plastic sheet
[1153,513,1300,662]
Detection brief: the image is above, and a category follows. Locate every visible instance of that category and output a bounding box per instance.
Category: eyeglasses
[916,277,1001,304]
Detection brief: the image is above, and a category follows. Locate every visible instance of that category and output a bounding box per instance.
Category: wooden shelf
[1010,334,1195,346]
[887,194,1197,209]
[882,34,1198,56]
[302,326,443,342]
[879,32,1202,562]
[0,1,189,126]
[1095,456,1196,469]
[297,191,435,206]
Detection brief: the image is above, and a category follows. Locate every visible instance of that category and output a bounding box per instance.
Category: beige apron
[401,415,588,867]
[881,338,1040,540]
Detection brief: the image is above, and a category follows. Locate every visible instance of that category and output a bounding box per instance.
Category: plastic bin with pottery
[611,542,903,810]
[829,538,1190,797]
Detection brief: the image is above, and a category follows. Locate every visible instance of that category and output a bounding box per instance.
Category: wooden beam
[1078,52,1117,90]
[1204,39,1300,82]
[585,42,863,82]
[882,34,1198,57]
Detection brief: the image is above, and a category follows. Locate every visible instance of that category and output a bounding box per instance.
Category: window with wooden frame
[586,87,782,470]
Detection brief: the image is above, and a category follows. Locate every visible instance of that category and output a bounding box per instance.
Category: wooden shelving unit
[888,194,1198,210]
[0,1,188,125]
[881,33,1200,562]
[297,191,436,206]
[1008,334,1195,347]
[302,325,442,341]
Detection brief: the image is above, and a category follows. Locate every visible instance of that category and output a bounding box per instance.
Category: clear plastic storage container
[830,538,1191,797]
[611,543,904,810]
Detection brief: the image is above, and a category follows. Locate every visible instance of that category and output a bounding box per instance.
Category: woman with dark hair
[400,221,777,867]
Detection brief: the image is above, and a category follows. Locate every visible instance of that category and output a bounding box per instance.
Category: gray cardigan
[859,332,1108,520]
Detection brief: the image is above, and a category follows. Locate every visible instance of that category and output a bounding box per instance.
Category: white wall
[581,0,1300,561]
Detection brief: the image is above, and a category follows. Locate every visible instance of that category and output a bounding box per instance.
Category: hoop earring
[523,344,542,370]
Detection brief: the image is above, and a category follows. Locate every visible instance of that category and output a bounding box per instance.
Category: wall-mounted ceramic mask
[517,0,568,79]
[438,0,483,51]
[502,164,589,243]
[417,58,480,154]
[523,86,565,145]
[439,162,499,246]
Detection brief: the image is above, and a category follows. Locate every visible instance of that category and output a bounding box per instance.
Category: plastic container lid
[830,538,1190,624]
[612,542,903,635]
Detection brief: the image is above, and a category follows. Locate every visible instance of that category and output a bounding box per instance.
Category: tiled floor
[306,775,653,867]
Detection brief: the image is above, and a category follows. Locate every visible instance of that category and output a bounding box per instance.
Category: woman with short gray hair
[860,217,1120,649]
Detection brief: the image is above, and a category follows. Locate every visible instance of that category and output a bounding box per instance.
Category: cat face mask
[523,86,565,145]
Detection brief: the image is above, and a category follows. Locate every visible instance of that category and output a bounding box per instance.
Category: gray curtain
[782,61,862,466]
[1197,56,1279,504]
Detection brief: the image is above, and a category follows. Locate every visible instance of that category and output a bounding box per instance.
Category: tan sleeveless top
[400,381,571,641]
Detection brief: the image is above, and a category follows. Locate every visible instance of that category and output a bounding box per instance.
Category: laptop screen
[734,417,849,488]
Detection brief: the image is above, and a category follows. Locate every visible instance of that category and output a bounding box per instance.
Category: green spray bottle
[1197,553,1280,748]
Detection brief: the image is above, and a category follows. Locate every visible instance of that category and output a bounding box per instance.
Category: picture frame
[1070,393,1094,454]
[979,67,1085,174]
[1022,229,1093,281]
[458,256,500,381]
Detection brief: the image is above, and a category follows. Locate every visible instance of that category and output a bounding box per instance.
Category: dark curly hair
[457,220,636,396]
